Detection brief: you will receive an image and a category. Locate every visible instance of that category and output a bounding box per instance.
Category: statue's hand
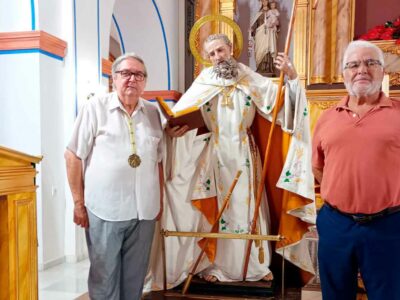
[274,52,297,80]
[165,124,190,138]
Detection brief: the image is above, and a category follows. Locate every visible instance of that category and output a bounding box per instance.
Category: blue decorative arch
[112,14,126,54]
[151,0,171,90]
[30,0,36,30]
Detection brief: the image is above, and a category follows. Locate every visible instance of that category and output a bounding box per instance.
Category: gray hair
[342,40,384,70]
[111,52,148,78]
[204,33,232,49]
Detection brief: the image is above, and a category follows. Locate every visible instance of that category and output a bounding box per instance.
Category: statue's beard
[213,58,238,79]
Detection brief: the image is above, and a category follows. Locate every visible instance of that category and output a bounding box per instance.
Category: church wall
[354,0,400,38]
[39,54,67,269]
[0,55,42,154]
[0,0,33,31]
[112,0,181,91]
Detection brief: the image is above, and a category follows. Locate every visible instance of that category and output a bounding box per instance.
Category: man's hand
[73,202,89,228]
[274,52,298,80]
[312,167,323,184]
[165,124,190,138]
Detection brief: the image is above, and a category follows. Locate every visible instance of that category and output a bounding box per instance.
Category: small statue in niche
[250,0,280,76]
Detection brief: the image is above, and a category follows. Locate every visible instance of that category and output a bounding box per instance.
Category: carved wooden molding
[390,72,400,86]
[0,31,67,58]
[372,40,400,56]
[307,89,347,98]
[102,58,113,76]
[142,90,182,102]
[0,146,42,164]
[308,100,339,110]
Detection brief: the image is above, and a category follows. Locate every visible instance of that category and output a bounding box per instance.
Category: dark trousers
[317,204,400,300]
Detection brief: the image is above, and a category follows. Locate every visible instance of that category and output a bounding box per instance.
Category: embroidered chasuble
[149,63,315,289]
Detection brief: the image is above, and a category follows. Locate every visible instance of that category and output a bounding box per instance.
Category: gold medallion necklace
[124,113,141,168]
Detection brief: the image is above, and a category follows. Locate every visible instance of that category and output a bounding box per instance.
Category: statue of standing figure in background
[250,0,280,76]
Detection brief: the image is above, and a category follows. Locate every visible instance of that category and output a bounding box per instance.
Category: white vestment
[148,63,315,290]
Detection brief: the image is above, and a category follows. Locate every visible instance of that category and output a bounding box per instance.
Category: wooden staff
[242,0,299,281]
[182,170,242,295]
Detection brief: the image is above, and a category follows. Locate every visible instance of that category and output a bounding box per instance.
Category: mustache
[213,58,239,79]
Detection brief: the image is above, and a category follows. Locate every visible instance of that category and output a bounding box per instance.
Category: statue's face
[204,39,233,66]
[261,0,269,8]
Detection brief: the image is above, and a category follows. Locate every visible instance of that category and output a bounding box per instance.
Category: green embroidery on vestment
[245,158,250,168]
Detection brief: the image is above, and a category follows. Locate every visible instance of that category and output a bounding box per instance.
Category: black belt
[324,202,400,224]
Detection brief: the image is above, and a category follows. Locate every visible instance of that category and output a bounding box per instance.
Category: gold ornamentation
[390,72,400,86]
[128,153,141,168]
[221,85,236,108]
[189,14,243,66]
[371,40,400,56]
[308,100,339,111]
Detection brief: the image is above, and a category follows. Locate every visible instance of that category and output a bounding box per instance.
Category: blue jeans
[317,204,400,300]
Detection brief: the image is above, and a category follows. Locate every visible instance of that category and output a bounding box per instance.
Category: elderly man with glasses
[312,40,400,300]
[65,53,164,300]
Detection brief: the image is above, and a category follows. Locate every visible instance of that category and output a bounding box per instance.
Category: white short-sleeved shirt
[67,92,163,221]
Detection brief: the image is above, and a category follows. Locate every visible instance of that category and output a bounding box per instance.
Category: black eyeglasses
[344,59,382,71]
[115,70,146,81]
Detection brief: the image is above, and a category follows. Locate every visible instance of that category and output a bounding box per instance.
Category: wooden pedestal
[0,146,42,300]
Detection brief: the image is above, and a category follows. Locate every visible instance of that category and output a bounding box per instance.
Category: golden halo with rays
[189,14,243,67]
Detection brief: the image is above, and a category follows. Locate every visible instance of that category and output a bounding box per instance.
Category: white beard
[345,80,381,97]
[213,58,239,79]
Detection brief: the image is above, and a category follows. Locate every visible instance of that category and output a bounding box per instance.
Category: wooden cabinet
[0,146,42,300]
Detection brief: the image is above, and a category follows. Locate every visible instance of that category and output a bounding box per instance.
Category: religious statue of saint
[250,0,280,75]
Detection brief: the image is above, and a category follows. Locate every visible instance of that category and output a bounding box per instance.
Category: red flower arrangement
[358,16,400,44]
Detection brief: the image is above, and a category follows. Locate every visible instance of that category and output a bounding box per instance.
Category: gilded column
[219,0,236,43]
[293,0,309,86]
[333,0,354,82]
[309,0,330,84]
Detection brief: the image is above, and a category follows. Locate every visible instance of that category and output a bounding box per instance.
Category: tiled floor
[39,259,90,300]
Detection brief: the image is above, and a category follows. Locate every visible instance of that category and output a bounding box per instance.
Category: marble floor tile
[39,259,89,299]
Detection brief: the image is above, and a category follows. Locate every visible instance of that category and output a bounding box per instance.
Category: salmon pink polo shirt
[312,93,400,214]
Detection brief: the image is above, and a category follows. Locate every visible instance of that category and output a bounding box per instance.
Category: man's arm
[65,149,89,228]
[312,167,323,184]
[155,162,164,221]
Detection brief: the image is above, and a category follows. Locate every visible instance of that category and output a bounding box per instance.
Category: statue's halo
[189,14,243,67]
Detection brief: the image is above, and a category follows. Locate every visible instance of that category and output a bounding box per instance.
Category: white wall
[0,0,33,31]
[113,0,180,91]
[39,54,67,267]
